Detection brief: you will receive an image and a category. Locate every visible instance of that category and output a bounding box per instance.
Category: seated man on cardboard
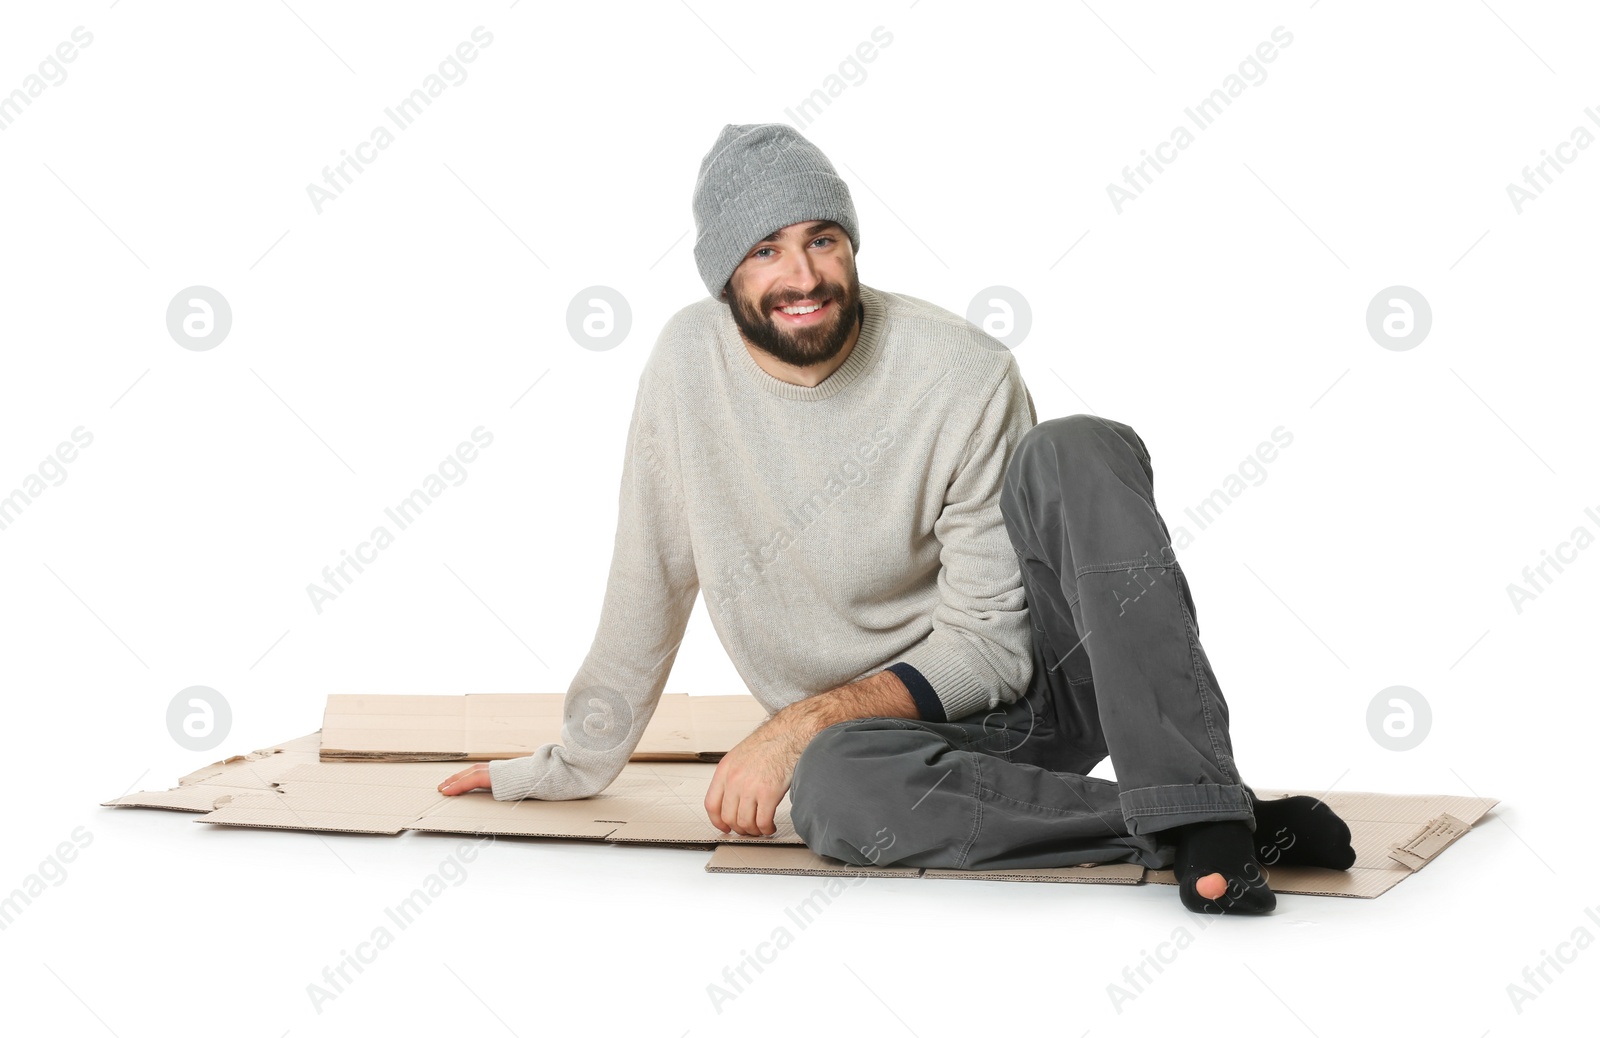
[440,122,1355,915]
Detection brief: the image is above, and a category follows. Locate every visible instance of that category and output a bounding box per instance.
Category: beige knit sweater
[489,283,1038,801]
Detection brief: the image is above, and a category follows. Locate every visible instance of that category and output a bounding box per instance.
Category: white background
[2,1,1595,1034]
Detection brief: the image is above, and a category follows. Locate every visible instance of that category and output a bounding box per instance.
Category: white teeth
[780,304,821,315]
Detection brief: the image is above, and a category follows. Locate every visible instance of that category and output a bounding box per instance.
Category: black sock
[1171,819,1276,915]
[1248,793,1357,870]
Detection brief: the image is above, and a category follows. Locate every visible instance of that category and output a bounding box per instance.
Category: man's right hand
[438,763,493,796]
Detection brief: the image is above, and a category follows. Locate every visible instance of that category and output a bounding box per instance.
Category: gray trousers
[789,414,1258,872]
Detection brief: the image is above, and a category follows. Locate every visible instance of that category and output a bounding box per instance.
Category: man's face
[724,220,860,369]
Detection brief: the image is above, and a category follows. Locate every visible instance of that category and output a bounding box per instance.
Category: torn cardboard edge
[319,692,769,763]
[99,731,325,814]
[102,730,1497,898]
[1388,812,1472,871]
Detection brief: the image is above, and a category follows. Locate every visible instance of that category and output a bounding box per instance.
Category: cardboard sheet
[101,731,323,813]
[706,843,923,880]
[704,789,1499,897]
[704,843,1145,885]
[319,692,769,762]
[105,731,806,845]
[1142,789,1499,898]
[104,731,1497,899]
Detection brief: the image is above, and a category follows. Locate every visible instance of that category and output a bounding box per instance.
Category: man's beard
[728,274,861,370]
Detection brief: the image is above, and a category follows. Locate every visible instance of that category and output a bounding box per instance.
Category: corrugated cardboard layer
[921,862,1148,885]
[1143,789,1498,898]
[202,761,462,835]
[108,741,805,845]
[319,692,770,762]
[1389,813,1471,870]
[711,788,1499,898]
[417,762,804,846]
[703,844,1145,884]
[706,843,922,879]
[100,731,323,813]
[104,736,1496,898]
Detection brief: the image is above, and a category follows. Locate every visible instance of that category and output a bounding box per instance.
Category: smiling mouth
[773,299,832,324]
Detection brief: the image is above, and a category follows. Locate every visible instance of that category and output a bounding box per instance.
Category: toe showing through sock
[1173,819,1277,915]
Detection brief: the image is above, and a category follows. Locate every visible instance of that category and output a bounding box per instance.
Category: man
[440,122,1355,914]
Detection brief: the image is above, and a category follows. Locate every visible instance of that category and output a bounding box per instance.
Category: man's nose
[778,251,823,295]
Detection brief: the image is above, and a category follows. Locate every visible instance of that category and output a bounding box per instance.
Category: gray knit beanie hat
[691,123,860,302]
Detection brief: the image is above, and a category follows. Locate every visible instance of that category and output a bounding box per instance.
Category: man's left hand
[704,719,806,837]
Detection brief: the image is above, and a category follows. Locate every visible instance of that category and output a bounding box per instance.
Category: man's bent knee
[1013,413,1151,486]
[1022,413,1136,453]
[790,720,869,835]
[789,719,906,864]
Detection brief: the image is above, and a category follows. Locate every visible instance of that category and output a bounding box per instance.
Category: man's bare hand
[704,722,805,837]
[438,763,492,796]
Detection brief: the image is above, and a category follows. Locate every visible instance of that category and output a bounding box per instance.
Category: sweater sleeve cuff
[488,755,544,801]
[893,640,999,723]
[886,662,947,723]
